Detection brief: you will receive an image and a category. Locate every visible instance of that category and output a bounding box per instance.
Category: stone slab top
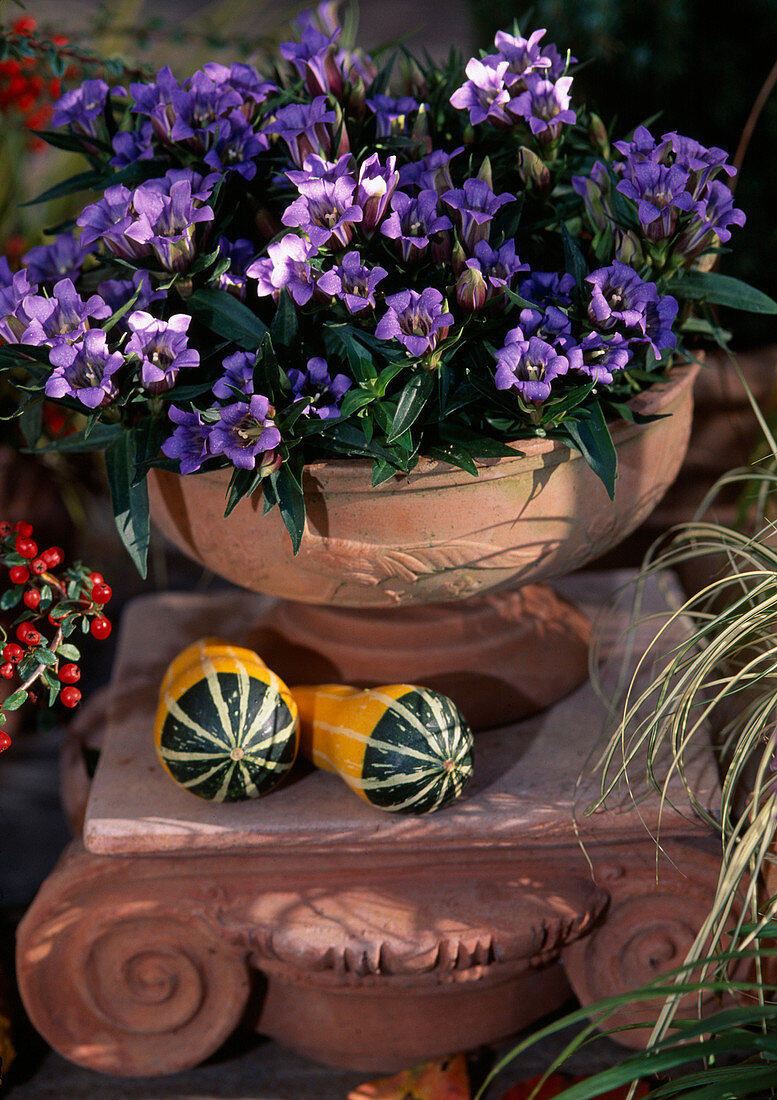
[84,571,719,856]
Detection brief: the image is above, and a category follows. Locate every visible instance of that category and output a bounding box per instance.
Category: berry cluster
[0,17,70,142]
[0,519,112,754]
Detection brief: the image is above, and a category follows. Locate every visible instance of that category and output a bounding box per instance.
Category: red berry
[9,565,30,585]
[16,622,34,642]
[21,627,40,647]
[23,589,41,609]
[13,521,33,537]
[41,546,64,567]
[91,582,112,605]
[88,572,103,586]
[90,615,111,640]
[0,521,11,537]
[15,537,38,559]
[48,607,68,625]
[0,730,11,753]
[30,557,46,575]
[58,662,80,684]
[3,643,23,663]
[0,662,14,679]
[60,686,81,708]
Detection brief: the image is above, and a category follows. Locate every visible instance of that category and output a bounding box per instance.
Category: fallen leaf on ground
[348,1052,470,1099]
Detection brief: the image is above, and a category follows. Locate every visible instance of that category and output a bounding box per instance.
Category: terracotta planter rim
[178,361,699,495]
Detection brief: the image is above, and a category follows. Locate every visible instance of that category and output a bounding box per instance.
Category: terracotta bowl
[149,362,699,609]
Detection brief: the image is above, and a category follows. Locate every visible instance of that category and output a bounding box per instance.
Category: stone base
[17,572,725,1077]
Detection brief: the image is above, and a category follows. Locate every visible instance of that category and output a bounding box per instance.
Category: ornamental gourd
[292,682,474,814]
[154,638,299,802]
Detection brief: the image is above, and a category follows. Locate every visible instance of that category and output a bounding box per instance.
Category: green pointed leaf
[25,422,123,454]
[2,689,28,711]
[0,588,21,610]
[425,442,478,475]
[269,289,299,348]
[104,432,149,578]
[188,287,268,349]
[339,387,376,418]
[563,403,617,499]
[21,169,106,206]
[387,371,434,443]
[269,464,306,554]
[671,270,777,314]
[561,221,589,292]
[56,643,81,661]
[18,399,42,448]
[224,467,261,517]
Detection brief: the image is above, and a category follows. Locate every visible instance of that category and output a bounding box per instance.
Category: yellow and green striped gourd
[154,638,299,802]
[292,682,473,814]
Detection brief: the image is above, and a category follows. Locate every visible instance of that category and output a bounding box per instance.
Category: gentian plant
[0,4,773,575]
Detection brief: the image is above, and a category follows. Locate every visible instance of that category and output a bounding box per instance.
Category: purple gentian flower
[129,66,182,143]
[212,350,256,400]
[125,311,199,394]
[449,57,513,127]
[201,61,277,122]
[316,251,387,313]
[566,332,632,384]
[208,394,281,471]
[247,234,317,306]
[214,237,255,300]
[507,73,576,144]
[675,180,747,261]
[380,190,452,262]
[162,406,210,475]
[77,184,150,260]
[286,153,355,188]
[262,97,337,167]
[20,279,110,349]
[663,131,736,197]
[45,330,124,409]
[518,304,574,353]
[287,357,351,418]
[51,79,112,138]
[586,263,678,360]
[109,121,155,167]
[375,288,453,357]
[518,271,576,307]
[356,153,399,234]
[494,328,569,403]
[282,174,362,249]
[415,147,464,194]
[0,268,38,343]
[124,177,215,272]
[616,160,694,241]
[203,109,267,178]
[366,94,419,138]
[441,178,514,251]
[280,23,345,99]
[168,69,244,149]
[471,239,529,292]
[23,233,93,285]
[492,29,554,88]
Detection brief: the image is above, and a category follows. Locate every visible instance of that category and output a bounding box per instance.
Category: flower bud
[615,229,645,267]
[451,240,467,276]
[456,263,488,313]
[516,146,551,195]
[477,156,493,191]
[588,113,610,158]
[411,103,432,156]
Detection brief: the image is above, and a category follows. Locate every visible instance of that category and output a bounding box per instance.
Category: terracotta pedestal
[16,571,724,1077]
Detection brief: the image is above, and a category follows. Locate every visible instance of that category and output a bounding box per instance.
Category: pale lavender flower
[356,153,399,234]
[169,69,243,148]
[208,394,281,470]
[491,29,553,88]
[471,239,528,292]
[566,332,632,384]
[494,328,569,402]
[282,174,362,249]
[366,94,418,138]
[286,153,355,187]
[0,268,38,342]
[125,311,199,394]
[316,251,387,312]
[162,406,209,474]
[380,190,452,262]
[507,73,576,143]
[262,97,337,167]
[676,180,747,261]
[45,330,123,408]
[287,356,351,418]
[19,279,110,348]
[201,62,276,122]
[441,178,514,251]
[23,233,93,285]
[416,148,464,193]
[124,177,215,272]
[375,288,453,357]
[247,234,317,306]
[663,131,736,197]
[77,184,150,260]
[212,350,256,399]
[586,263,678,359]
[449,57,513,127]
